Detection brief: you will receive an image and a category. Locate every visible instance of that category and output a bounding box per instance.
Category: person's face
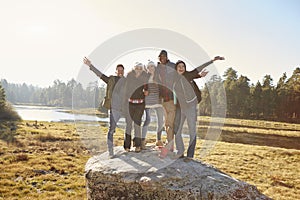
[147,65,155,74]
[116,66,124,77]
[134,66,143,77]
[159,55,168,65]
[176,63,186,75]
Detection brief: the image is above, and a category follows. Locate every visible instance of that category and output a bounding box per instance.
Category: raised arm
[195,56,224,72]
[83,57,109,84]
[186,56,224,80]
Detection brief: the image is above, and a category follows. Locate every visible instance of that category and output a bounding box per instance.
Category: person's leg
[124,105,133,150]
[185,103,197,158]
[155,107,164,142]
[162,100,176,150]
[173,106,181,137]
[132,103,145,150]
[107,109,122,156]
[142,108,151,140]
[175,107,186,156]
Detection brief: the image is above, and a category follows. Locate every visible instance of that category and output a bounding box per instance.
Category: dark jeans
[124,102,145,149]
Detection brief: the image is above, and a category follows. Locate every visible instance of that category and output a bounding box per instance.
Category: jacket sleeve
[195,60,213,72]
[185,70,201,80]
[186,60,213,80]
[89,64,109,84]
[143,72,149,91]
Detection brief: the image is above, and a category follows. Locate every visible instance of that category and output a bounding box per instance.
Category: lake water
[13,105,109,122]
[13,105,189,138]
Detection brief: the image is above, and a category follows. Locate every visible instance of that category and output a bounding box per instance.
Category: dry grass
[0,121,89,200]
[0,118,299,200]
[197,142,300,200]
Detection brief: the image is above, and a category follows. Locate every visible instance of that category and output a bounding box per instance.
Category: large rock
[85,146,271,200]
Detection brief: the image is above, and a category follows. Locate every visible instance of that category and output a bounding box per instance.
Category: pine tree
[251,81,263,118]
[223,67,238,117]
[275,73,288,120]
[286,67,300,120]
[236,75,251,117]
[0,83,6,110]
[261,75,275,119]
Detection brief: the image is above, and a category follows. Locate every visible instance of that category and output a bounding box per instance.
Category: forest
[1,67,300,122]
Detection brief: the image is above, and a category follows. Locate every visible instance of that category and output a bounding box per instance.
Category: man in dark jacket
[83,57,126,158]
[156,50,176,151]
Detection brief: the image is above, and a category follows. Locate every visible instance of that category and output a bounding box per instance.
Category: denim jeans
[142,107,164,141]
[107,109,123,155]
[174,102,197,158]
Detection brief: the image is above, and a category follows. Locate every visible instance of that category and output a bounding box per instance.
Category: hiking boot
[171,153,184,160]
[155,140,163,147]
[124,148,130,152]
[135,147,141,153]
[184,157,193,162]
[141,140,146,150]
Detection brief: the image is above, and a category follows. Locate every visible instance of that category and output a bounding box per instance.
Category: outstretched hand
[199,69,209,77]
[213,56,225,61]
[83,57,92,67]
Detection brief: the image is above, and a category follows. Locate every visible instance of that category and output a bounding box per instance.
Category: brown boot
[135,147,141,153]
[155,140,163,147]
[141,140,146,150]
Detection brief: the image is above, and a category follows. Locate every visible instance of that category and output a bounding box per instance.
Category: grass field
[0,117,299,200]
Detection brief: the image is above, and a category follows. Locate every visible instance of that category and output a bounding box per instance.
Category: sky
[1,0,300,88]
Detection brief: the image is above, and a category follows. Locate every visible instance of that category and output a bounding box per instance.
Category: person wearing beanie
[123,62,149,153]
[156,50,176,152]
[173,56,224,159]
[141,61,164,149]
[83,57,126,158]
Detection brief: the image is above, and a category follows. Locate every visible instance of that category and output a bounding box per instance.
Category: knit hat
[134,62,144,68]
[147,60,156,68]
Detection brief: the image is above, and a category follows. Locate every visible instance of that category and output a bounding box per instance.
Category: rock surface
[85,146,271,200]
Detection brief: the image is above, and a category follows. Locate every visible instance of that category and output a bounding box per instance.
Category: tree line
[1,79,106,109]
[1,66,300,122]
[199,67,300,123]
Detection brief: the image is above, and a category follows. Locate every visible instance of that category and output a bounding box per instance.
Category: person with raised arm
[173,56,225,159]
[83,57,126,158]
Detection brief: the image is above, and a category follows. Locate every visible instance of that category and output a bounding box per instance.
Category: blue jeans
[142,107,164,141]
[107,109,123,154]
[174,102,197,158]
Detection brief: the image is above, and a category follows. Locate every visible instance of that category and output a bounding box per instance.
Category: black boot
[124,134,132,150]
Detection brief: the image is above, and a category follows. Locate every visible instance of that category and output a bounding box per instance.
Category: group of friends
[83,50,224,159]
